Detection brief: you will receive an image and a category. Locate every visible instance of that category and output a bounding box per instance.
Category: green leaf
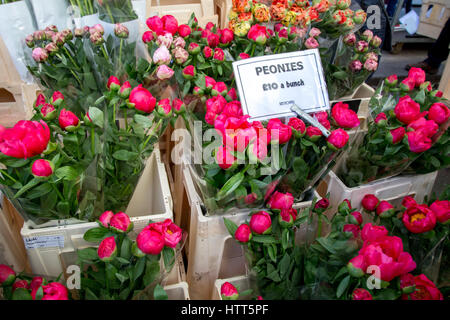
[112,150,139,161]
[281,229,290,250]
[216,172,245,201]
[88,107,104,128]
[268,245,277,263]
[120,237,132,260]
[223,218,239,237]
[85,287,99,300]
[153,284,168,300]
[13,178,40,199]
[133,257,146,282]
[133,115,153,129]
[77,247,99,261]
[143,260,160,287]
[332,71,348,80]
[83,227,112,243]
[252,235,278,244]
[26,183,52,200]
[336,275,350,298]
[279,254,291,280]
[162,247,175,272]
[12,288,32,300]
[55,166,79,181]
[115,272,129,284]
[373,288,400,300]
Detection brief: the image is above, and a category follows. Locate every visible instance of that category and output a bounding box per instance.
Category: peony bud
[315,198,330,211]
[376,200,395,218]
[114,23,129,38]
[221,282,239,300]
[178,24,191,38]
[90,31,104,45]
[107,76,121,91]
[249,211,272,235]
[361,194,379,211]
[428,103,450,125]
[213,48,225,61]
[239,52,250,60]
[119,81,132,99]
[370,35,382,48]
[156,98,173,118]
[110,212,133,233]
[91,24,104,35]
[349,211,363,225]
[188,42,200,55]
[343,33,356,46]
[40,103,57,121]
[161,15,179,35]
[25,34,35,48]
[51,91,64,107]
[153,45,171,65]
[31,159,53,177]
[305,126,322,141]
[182,65,196,80]
[32,47,48,62]
[136,225,165,255]
[352,288,373,300]
[386,127,406,145]
[142,31,154,44]
[173,36,186,49]
[355,41,369,53]
[361,30,374,42]
[363,59,378,72]
[35,94,46,109]
[268,191,294,210]
[146,16,164,35]
[203,46,213,59]
[375,112,387,126]
[173,47,189,64]
[278,208,297,228]
[430,200,450,224]
[0,264,16,287]
[128,85,157,113]
[402,196,417,209]
[157,32,173,48]
[74,28,85,38]
[400,77,416,92]
[343,224,360,238]
[211,82,228,97]
[172,98,186,115]
[98,210,114,228]
[327,129,349,150]
[235,224,252,243]
[305,37,319,49]
[12,280,29,292]
[385,74,398,87]
[339,199,352,213]
[98,236,117,262]
[59,109,80,132]
[156,65,174,80]
[399,273,416,294]
[349,60,363,72]
[215,145,236,170]
[347,255,366,277]
[288,117,306,138]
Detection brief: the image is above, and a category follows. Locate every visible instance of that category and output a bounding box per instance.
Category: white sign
[232,49,330,121]
[24,235,65,249]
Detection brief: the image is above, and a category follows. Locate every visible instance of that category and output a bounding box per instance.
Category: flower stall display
[361,193,449,286]
[336,68,450,187]
[0,79,175,224]
[0,264,69,300]
[74,212,186,300]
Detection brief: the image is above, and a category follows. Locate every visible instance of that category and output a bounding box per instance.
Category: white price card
[23,235,65,249]
[232,49,330,121]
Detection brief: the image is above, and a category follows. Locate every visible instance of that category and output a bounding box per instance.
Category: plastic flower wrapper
[336,69,450,187]
[94,0,138,24]
[69,0,97,17]
[0,265,70,300]
[326,30,381,100]
[70,213,187,300]
[360,193,449,286]
[0,92,103,225]
[223,191,308,300]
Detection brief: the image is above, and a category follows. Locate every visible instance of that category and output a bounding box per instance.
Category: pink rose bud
[315,198,330,210]
[31,159,53,177]
[349,60,363,72]
[12,280,29,292]
[51,91,64,106]
[157,32,173,48]
[142,31,154,44]
[173,36,186,49]
[98,210,114,228]
[0,264,16,286]
[188,42,200,54]
[352,288,373,300]
[110,212,133,233]
[156,98,173,118]
[331,102,360,128]
[370,35,382,48]
[305,126,322,141]
[97,236,117,262]
[361,194,380,211]
[343,224,360,238]
[40,103,57,120]
[162,15,179,35]
[408,67,426,87]
[430,200,450,224]
[153,45,171,65]
[235,224,252,243]
[182,65,196,80]
[41,282,69,301]
[128,85,157,113]
[305,36,319,49]
[376,200,395,218]
[172,98,186,115]
[221,282,239,300]
[59,109,80,132]
[399,273,416,294]
[212,82,228,97]
[406,130,432,153]
[146,16,164,35]
[268,191,294,210]
[205,76,216,90]
[213,48,225,61]
[288,117,306,137]
[349,211,363,225]
[203,46,213,58]
[309,27,321,38]
[220,28,234,45]
[387,126,406,144]
[347,255,366,277]
[178,24,191,38]
[239,52,250,60]
[32,47,48,62]
[215,145,236,170]
[375,112,387,126]
[385,74,398,87]
[343,33,356,46]
[156,65,174,80]
[394,95,421,124]
[364,59,378,72]
[428,103,450,125]
[114,23,129,38]
[35,94,46,109]
[327,128,349,150]
[119,81,132,99]
[107,76,121,91]
[136,225,165,255]
[355,40,369,53]
[249,211,272,234]
[402,196,417,209]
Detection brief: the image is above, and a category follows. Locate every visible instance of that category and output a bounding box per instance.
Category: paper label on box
[232,49,329,121]
[23,235,65,249]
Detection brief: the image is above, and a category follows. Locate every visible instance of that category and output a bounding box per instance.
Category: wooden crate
[146,0,218,27]
[214,0,232,29]
[417,0,450,40]
[438,54,450,99]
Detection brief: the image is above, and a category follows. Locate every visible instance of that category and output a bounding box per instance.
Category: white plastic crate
[182,163,317,300]
[212,275,250,300]
[20,147,174,277]
[323,170,437,214]
[165,282,190,300]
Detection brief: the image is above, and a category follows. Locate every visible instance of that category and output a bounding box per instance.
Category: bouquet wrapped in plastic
[336,68,450,187]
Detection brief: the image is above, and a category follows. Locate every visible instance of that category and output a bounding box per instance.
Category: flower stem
[119,38,123,66]
[63,46,80,69]
[0,169,18,184]
[51,184,65,202]
[124,109,128,132]
[105,3,115,24]
[317,213,323,238]
[143,119,163,150]
[91,127,95,157]
[101,45,109,61]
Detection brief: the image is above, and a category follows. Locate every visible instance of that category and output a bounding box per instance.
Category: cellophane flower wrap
[0,265,70,300]
[360,193,450,286]
[94,0,138,24]
[74,212,187,300]
[336,68,450,187]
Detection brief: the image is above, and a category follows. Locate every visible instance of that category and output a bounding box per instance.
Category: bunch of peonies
[0,264,68,300]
